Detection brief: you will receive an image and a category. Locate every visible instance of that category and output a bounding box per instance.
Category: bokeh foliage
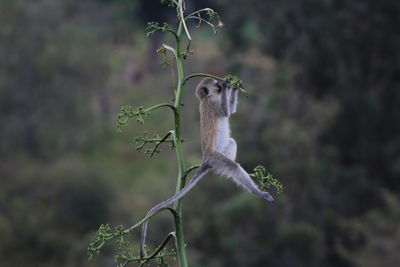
[1,0,399,266]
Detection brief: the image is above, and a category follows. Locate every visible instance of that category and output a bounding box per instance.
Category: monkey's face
[196,78,226,105]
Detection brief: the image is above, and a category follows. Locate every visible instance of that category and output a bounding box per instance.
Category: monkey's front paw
[262,192,275,202]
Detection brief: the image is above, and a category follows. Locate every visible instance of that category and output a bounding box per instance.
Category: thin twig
[165,28,179,41]
[149,131,174,158]
[145,103,176,113]
[185,165,200,174]
[187,15,216,33]
[178,0,191,40]
[184,8,214,20]
[182,165,200,185]
[138,232,176,267]
[182,73,224,85]
[134,135,174,154]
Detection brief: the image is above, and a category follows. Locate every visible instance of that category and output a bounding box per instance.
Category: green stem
[144,103,176,113]
[138,232,176,267]
[172,21,189,267]
[184,8,214,20]
[182,73,224,85]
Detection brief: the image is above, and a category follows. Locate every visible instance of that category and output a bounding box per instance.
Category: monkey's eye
[199,87,209,97]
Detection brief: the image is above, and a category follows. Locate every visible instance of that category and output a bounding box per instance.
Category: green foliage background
[1,0,399,266]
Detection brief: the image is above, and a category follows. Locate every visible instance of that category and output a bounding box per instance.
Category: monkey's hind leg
[234,164,275,202]
[212,152,274,202]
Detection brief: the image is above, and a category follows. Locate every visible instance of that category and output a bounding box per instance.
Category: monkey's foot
[262,191,275,202]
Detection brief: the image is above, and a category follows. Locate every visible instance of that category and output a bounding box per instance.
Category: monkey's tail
[140,163,211,258]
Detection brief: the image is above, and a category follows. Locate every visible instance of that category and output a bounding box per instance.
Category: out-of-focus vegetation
[0,0,399,266]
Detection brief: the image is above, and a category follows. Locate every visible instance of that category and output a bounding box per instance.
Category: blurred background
[1,0,399,266]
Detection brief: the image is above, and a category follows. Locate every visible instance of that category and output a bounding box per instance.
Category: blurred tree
[0,159,113,266]
[0,1,123,266]
[0,0,109,158]
[1,0,399,266]
[337,191,400,267]
[214,0,400,266]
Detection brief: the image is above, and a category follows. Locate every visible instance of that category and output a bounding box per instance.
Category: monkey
[194,78,274,201]
[140,78,274,258]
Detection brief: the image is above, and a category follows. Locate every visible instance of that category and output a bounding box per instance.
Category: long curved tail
[140,163,210,258]
[139,153,274,258]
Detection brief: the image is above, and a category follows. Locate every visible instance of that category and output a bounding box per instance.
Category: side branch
[150,131,174,157]
[146,103,176,113]
[88,207,178,255]
[183,73,249,96]
[182,73,224,86]
[134,131,175,157]
[117,103,175,130]
[97,207,178,249]
[146,22,178,42]
[165,29,179,41]
[182,165,200,185]
[184,165,200,175]
[138,232,176,267]
[184,8,215,20]
[116,232,176,267]
[187,15,217,34]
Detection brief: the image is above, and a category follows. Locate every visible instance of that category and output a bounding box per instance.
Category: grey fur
[139,78,273,258]
[228,87,238,114]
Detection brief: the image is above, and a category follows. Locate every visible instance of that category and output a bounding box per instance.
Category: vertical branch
[89,2,276,267]
[172,20,189,267]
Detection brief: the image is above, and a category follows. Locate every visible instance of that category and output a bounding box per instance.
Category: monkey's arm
[210,152,274,202]
[140,164,211,258]
[228,87,238,115]
[221,85,229,117]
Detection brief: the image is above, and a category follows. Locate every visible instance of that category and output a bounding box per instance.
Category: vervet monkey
[140,78,274,257]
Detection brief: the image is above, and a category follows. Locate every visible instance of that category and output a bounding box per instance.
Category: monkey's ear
[199,87,209,97]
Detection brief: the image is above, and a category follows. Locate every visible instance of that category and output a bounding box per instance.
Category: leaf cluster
[145,22,173,38]
[88,224,176,267]
[117,105,149,131]
[251,165,284,194]
[225,74,248,96]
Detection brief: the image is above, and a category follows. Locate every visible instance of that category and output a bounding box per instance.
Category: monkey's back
[199,101,217,154]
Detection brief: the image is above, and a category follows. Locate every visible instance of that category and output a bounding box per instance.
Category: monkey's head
[195,78,226,104]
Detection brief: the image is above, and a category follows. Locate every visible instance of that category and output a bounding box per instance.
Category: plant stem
[172,21,189,267]
[183,73,224,85]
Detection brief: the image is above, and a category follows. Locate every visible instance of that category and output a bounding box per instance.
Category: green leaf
[251,165,284,194]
